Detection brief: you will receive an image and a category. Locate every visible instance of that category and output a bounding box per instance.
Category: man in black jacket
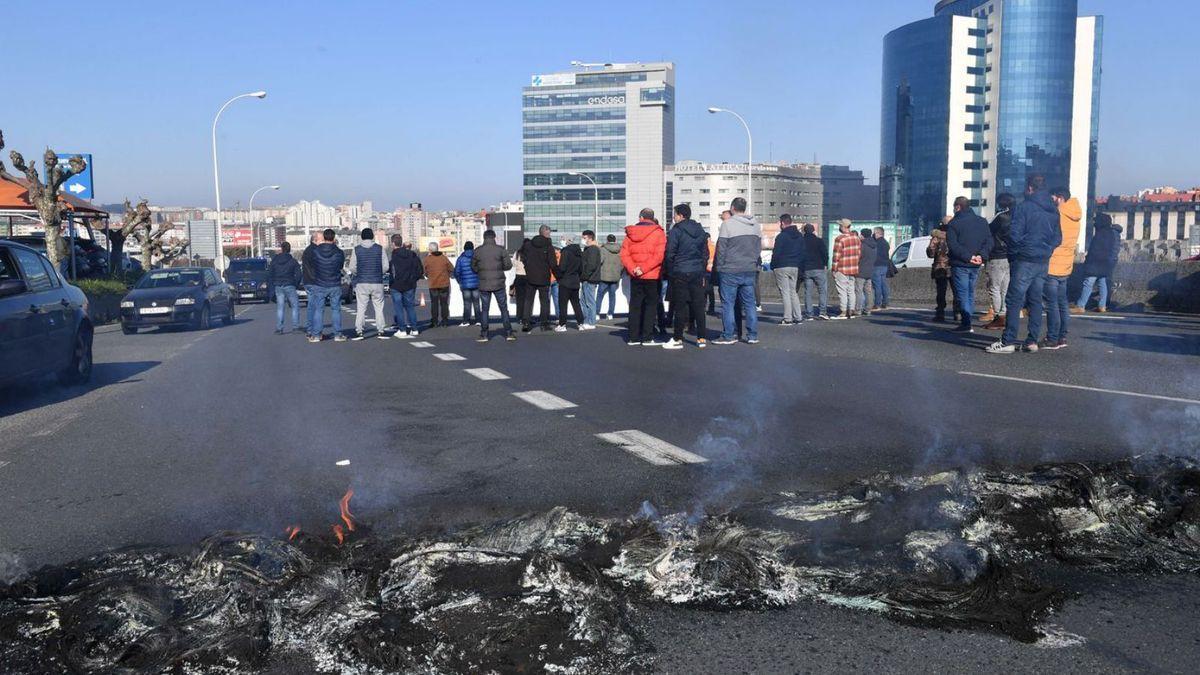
[580,230,603,329]
[268,241,303,334]
[388,235,424,337]
[801,224,830,320]
[553,238,583,331]
[302,231,320,335]
[519,226,556,331]
[946,196,994,333]
[307,228,347,342]
[982,192,1014,329]
[470,229,515,342]
[663,203,710,349]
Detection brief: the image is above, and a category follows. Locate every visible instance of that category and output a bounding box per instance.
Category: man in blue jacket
[770,214,806,325]
[946,196,993,333]
[267,241,302,334]
[987,173,1061,353]
[662,203,710,349]
[307,228,348,343]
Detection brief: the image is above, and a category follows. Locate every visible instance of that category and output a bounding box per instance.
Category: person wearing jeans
[471,229,516,342]
[306,228,347,342]
[1043,274,1070,346]
[275,284,300,332]
[580,229,603,328]
[1043,186,1082,348]
[801,224,829,319]
[1074,213,1121,313]
[267,240,302,333]
[454,241,481,325]
[989,173,1061,353]
[712,198,762,343]
[871,227,891,309]
[1076,276,1108,310]
[946,197,993,332]
[307,284,344,340]
[390,288,418,336]
[388,234,424,336]
[597,234,623,320]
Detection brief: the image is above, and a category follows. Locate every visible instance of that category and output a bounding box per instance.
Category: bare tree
[131,220,189,270]
[4,144,87,272]
[109,199,152,275]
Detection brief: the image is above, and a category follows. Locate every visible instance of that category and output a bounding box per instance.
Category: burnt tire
[58,325,94,386]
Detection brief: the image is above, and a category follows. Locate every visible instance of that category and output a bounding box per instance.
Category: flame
[332,524,345,545]
[285,526,301,541]
[339,489,356,533]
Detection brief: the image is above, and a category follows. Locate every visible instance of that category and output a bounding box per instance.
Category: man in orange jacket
[1043,186,1081,349]
[620,207,667,345]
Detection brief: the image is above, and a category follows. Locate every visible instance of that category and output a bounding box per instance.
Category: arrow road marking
[512,390,576,410]
[410,341,435,348]
[464,368,509,381]
[433,353,466,361]
[596,430,709,465]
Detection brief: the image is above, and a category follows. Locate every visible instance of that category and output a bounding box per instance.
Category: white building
[286,200,339,235]
[522,62,674,240]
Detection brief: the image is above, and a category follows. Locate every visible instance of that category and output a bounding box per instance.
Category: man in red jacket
[620,207,667,345]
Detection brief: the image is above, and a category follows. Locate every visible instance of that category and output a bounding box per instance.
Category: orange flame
[339,489,356,533]
[332,524,345,545]
[285,526,301,541]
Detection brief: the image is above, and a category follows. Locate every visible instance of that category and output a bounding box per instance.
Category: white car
[891,236,933,269]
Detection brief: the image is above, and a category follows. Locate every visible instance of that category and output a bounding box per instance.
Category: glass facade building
[881,0,1102,247]
[521,63,675,241]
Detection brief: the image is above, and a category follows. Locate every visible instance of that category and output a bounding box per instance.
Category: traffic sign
[55,152,94,200]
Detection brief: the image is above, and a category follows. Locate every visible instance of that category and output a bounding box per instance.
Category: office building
[393,202,429,245]
[880,0,1102,248]
[522,62,675,240]
[667,161,878,243]
[286,200,339,235]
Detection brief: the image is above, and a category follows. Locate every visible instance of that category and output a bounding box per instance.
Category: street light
[707,107,752,215]
[567,171,599,232]
[248,184,280,257]
[212,90,267,273]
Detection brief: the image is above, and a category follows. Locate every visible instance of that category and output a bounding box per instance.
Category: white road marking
[596,430,709,466]
[335,459,350,466]
[0,460,9,471]
[410,341,435,348]
[31,412,80,437]
[1073,314,1125,321]
[512,390,577,410]
[433,353,466,361]
[465,368,509,381]
[958,371,1200,406]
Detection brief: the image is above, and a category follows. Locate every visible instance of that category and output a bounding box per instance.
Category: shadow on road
[1085,331,1200,357]
[0,361,160,418]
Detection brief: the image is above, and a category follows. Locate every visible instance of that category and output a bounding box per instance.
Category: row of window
[523,172,625,186]
[575,72,648,85]
[524,188,626,202]
[523,139,626,155]
[962,180,989,189]
[679,187,825,196]
[964,123,991,132]
[523,108,625,123]
[522,91,626,108]
[526,203,626,218]
[963,161,990,170]
[963,142,990,151]
[522,155,625,171]
[523,123,625,139]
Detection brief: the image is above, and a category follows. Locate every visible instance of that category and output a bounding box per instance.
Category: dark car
[120,267,234,334]
[225,258,271,303]
[0,240,93,387]
[1,234,109,279]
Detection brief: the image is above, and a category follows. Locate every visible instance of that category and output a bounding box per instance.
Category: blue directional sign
[55,152,94,200]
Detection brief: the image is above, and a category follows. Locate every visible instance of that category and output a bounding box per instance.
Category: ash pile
[2,456,1199,672]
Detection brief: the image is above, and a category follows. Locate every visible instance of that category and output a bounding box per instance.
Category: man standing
[663,203,709,349]
[597,234,622,321]
[1073,213,1121,314]
[307,228,347,343]
[713,198,762,344]
[553,237,584,331]
[454,241,481,326]
[854,228,876,317]
[471,229,516,342]
[986,173,1061,354]
[946,197,993,334]
[580,230,602,329]
[982,193,1014,329]
[872,227,891,310]
[770,214,805,325]
[1043,187,1081,349]
[268,241,302,334]
[512,239,529,325]
[302,231,321,336]
[388,235,423,338]
[926,224,951,322]
[519,226,556,331]
[620,207,667,345]
[830,219,861,319]
[801,223,829,320]
[423,242,453,328]
[349,227,390,340]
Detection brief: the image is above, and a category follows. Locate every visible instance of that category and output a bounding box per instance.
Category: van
[891,236,933,269]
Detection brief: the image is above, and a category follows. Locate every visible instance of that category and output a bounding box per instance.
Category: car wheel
[223,302,235,326]
[195,304,211,331]
[122,323,138,335]
[58,325,94,386]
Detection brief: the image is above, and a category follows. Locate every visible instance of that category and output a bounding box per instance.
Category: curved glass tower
[880,0,1102,246]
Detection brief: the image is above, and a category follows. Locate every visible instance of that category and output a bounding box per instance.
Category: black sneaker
[952,324,974,333]
[476,334,488,343]
[351,332,366,341]
[1042,339,1068,351]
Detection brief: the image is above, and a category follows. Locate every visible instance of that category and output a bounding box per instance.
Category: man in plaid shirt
[831,218,862,319]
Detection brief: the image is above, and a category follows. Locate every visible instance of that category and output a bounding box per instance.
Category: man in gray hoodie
[714,197,762,345]
[597,234,623,320]
[348,227,390,340]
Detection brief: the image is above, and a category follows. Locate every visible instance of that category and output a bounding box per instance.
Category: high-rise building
[880,0,1102,247]
[522,62,675,241]
[393,203,428,245]
[286,200,339,235]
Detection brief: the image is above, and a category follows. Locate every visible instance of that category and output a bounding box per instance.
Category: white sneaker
[712,337,737,345]
[606,314,614,321]
[459,322,470,327]
[662,338,684,350]
[352,332,366,341]
[395,330,414,339]
[554,325,568,332]
[985,341,1017,354]
[579,323,596,331]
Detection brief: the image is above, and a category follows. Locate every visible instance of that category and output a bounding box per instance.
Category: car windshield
[137,270,203,288]
[227,260,266,272]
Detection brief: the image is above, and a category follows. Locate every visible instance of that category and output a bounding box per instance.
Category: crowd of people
[263,181,1122,352]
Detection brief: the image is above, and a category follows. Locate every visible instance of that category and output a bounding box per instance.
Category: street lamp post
[567,171,599,232]
[212,90,266,273]
[707,107,752,215]
[248,184,280,257]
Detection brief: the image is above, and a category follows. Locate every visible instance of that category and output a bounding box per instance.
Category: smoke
[0,553,23,586]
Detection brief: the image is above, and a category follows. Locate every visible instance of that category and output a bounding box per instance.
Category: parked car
[120,252,145,275]
[225,258,271,303]
[1,234,109,278]
[891,236,934,269]
[0,239,93,387]
[120,267,234,334]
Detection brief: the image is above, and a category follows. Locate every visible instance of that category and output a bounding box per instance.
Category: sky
[3,0,1197,211]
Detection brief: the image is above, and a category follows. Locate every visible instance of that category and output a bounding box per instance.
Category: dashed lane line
[410,341,435,348]
[512,390,577,410]
[30,412,81,438]
[464,368,509,381]
[0,461,10,471]
[433,353,466,361]
[595,430,708,465]
[958,371,1200,406]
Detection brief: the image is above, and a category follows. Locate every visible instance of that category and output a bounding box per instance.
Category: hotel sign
[530,73,576,87]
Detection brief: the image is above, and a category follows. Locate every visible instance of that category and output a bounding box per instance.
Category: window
[38,257,62,288]
[966,86,983,95]
[891,242,911,266]
[968,28,985,38]
[205,270,220,286]
[11,247,55,291]
[967,48,984,56]
[698,201,710,207]
[0,249,20,283]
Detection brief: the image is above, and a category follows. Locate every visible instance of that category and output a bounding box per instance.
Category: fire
[339,489,356,533]
[284,489,357,546]
[332,524,345,545]
[285,526,301,541]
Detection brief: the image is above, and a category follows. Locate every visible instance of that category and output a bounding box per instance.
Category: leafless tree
[109,199,152,274]
[4,143,87,272]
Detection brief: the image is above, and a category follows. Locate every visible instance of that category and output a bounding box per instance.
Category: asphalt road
[2,299,1199,672]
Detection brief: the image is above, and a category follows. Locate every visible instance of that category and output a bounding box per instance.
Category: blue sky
[3,0,1195,210]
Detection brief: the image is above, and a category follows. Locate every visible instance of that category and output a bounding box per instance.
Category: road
[2,300,1199,672]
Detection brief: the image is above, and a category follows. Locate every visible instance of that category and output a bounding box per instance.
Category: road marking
[465,368,509,381]
[958,371,1200,406]
[1073,314,1125,321]
[596,430,709,465]
[512,390,577,410]
[31,412,80,437]
[433,353,466,361]
[410,341,435,348]
[336,459,350,466]
[0,460,9,471]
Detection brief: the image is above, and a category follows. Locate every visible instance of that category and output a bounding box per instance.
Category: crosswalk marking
[512,390,577,410]
[410,341,435,348]
[595,430,708,465]
[433,353,466,361]
[465,368,509,381]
